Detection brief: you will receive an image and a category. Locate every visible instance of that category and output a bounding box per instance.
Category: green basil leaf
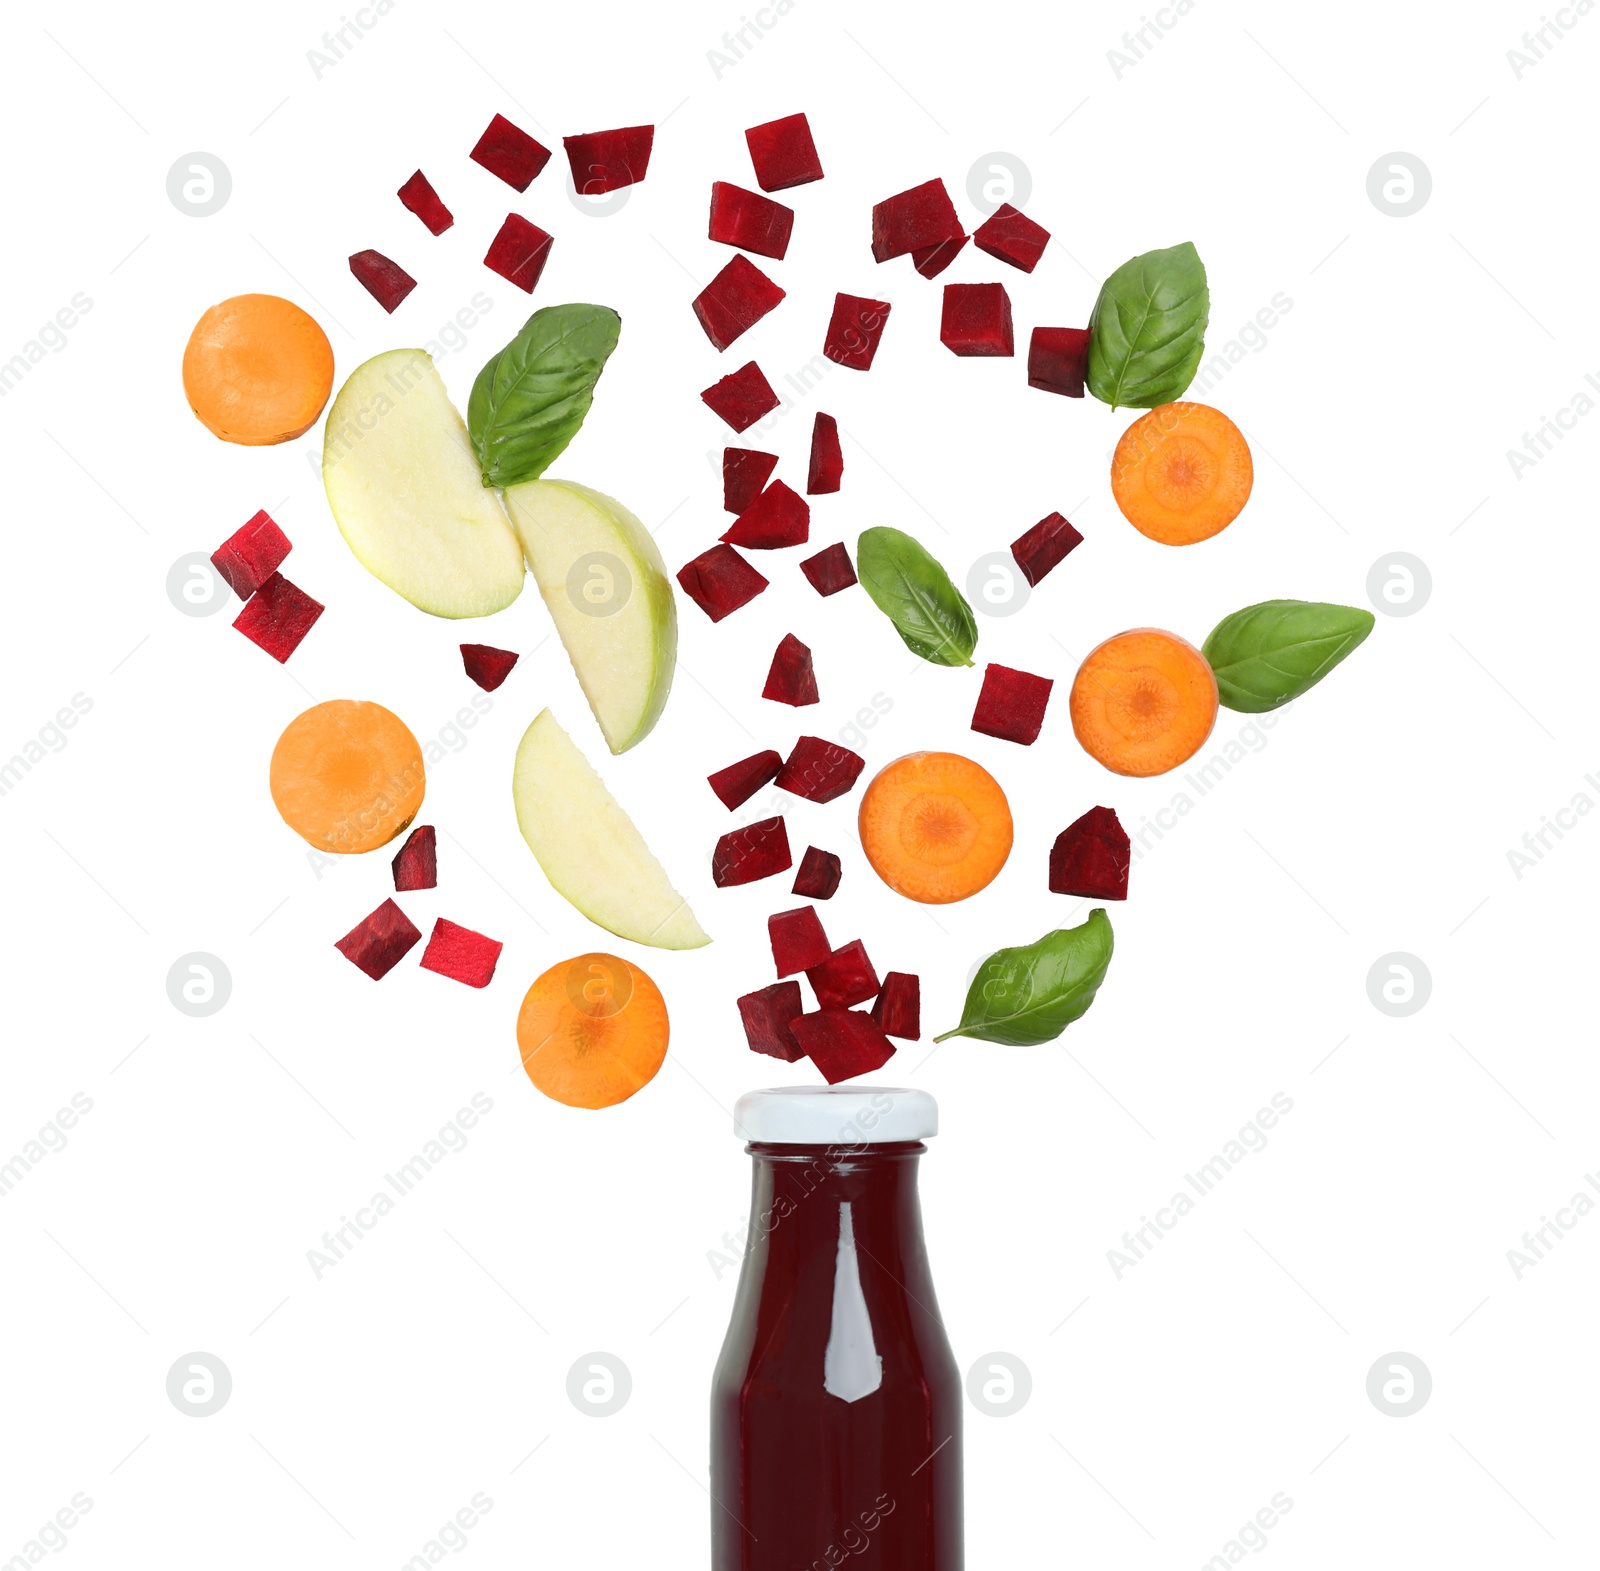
[468,303,622,488]
[856,526,977,667]
[934,910,1114,1046]
[1202,599,1376,713]
[1086,242,1209,409]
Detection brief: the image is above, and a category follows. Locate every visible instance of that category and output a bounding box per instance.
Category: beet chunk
[973,203,1050,273]
[723,448,779,514]
[1011,511,1083,587]
[677,543,769,621]
[807,413,843,494]
[693,254,787,351]
[799,542,857,596]
[739,981,807,1061]
[349,250,416,313]
[824,293,891,371]
[776,736,864,803]
[971,662,1054,746]
[1029,326,1091,398]
[722,479,810,549]
[484,215,553,293]
[912,233,969,278]
[709,749,783,810]
[745,112,824,192]
[701,361,780,430]
[792,846,842,900]
[793,1009,896,1084]
[709,181,794,259]
[398,170,454,235]
[941,282,1014,357]
[807,940,881,1010]
[871,972,921,1040]
[1050,806,1130,900]
[212,509,290,600]
[713,816,792,887]
[871,179,963,263]
[233,572,323,662]
[420,917,503,988]
[460,642,519,691]
[564,125,654,194]
[391,825,437,891]
[471,114,552,191]
[769,906,832,976]
[763,634,819,707]
[335,898,421,980]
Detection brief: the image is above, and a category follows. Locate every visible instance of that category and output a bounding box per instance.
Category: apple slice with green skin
[513,708,710,949]
[503,479,677,753]
[323,349,525,618]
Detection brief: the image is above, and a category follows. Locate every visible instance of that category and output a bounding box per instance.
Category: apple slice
[513,709,710,949]
[322,349,525,618]
[503,479,677,753]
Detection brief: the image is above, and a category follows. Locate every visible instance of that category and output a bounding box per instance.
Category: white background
[1,0,1594,1565]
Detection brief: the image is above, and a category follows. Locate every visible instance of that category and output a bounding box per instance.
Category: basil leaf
[856,526,977,667]
[468,303,622,488]
[1202,599,1375,713]
[935,910,1114,1045]
[1087,242,1209,409]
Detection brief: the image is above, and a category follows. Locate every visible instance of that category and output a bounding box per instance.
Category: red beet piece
[1029,326,1091,398]
[799,542,857,596]
[701,361,780,430]
[470,114,551,192]
[709,181,794,259]
[564,125,654,194]
[723,447,779,513]
[738,981,807,1061]
[792,1009,896,1084]
[232,572,323,663]
[762,634,819,707]
[941,282,1014,357]
[212,509,290,600]
[391,825,437,892]
[776,736,864,803]
[459,642,520,691]
[677,543,769,621]
[712,816,792,887]
[912,233,969,278]
[349,250,416,313]
[769,906,831,976]
[335,898,422,980]
[693,254,786,351]
[971,662,1054,746]
[420,918,503,988]
[792,846,842,900]
[1011,511,1083,587]
[973,203,1050,273]
[871,972,921,1040]
[872,179,963,263]
[484,215,553,293]
[1050,806,1131,901]
[398,170,454,235]
[708,749,783,810]
[807,941,880,1010]
[744,112,824,192]
[823,293,891,371]
[807,413,842,494]
[722,479,809,549]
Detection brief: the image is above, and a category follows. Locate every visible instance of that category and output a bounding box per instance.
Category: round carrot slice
[1111,401,1252,545]
[182,293,334,446]
[858,751,1013,904]
[269,700,425,854]
[517,953,669,1110]
[1070,629,1218,777]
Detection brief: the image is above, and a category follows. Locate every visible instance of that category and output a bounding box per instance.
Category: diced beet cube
[723,447,779,513]
[232,572,323,662]
[471,114,551,192]
[564,125,654,194]
[776,736,864,803]
[701,361,780,430]
[807,413,842,495]
[738,980,807,1061]
[677,543,769,621]
[941,282,1014,357]
[335,898,421,980]
[807,940,880,1010]
[912,234,969,279]
[871,972,921,1040]
[872,179,964,263]
[971,662,1054,746]
[792,846,842,900]
[744,112,824,192]
[419,917,503,988]
[484,215,553,293]
[769,906,831,976]
[973,202,1050,273]
[799,542,857,596]
[693,254,787,351]
[1011,511,1083,587]
[712,816,792,887]
[460,642,519,691]
[823,293,891,371]
[212,509,290,600]
[1029,326,1091,398]
[1050,806,1131,901]
[349,250,416,313]
[708,749,783,810]
[722,479,809,549]
[391,825,437,892]
[398,170,454,235]
[709,181,794,259]
[763,634,819,707]
[792,1009,896,1084]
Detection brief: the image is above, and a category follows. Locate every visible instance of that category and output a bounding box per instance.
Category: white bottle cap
[734,1086,938,1145]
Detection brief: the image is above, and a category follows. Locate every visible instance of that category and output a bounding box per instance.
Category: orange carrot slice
[182,294,334,446]
[1070,629,1218,776]
[1111,401,1252,545]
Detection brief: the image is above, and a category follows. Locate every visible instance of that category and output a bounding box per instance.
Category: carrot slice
[269,700,425,854]
[858,751,1013,904]
[182,294,334,446]
[517,953,669,1109]
[1110,401,1252,546]
[1070,629,1218,777]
